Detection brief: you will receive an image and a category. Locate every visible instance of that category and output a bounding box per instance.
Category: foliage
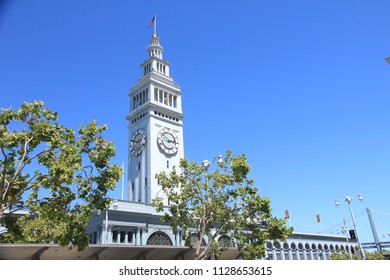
[0,101,122,250]
[329,249,386,260]
[365,250,386,260]
[153,150,293,260]
[329,249,357,260]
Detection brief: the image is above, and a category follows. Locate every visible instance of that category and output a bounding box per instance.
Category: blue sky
[1,0,390,241]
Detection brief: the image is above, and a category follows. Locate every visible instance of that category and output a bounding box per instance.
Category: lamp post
[99,199,118,244]
[341,221,353,260]
[202,153,223,260]
[335,194,365,260]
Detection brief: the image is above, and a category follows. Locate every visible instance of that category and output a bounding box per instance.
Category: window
[120,231,126,243]
[146,231,173,246]
[112,231,118,243]
[91,232,98,244]
[164,92,168,105]
[218,235,231,249]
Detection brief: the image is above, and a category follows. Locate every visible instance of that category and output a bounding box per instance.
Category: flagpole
[121,161,124,200]
[154,14,157,35]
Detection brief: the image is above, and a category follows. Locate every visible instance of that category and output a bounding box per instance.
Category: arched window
[146,231,173,246]
[186,233,206,247]
[218,235,231,249]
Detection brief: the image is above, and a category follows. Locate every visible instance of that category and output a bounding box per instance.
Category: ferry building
[82,32,357,260]
[0,31,357,260]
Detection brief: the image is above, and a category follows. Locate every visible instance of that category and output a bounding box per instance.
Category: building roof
[0,244,240,260]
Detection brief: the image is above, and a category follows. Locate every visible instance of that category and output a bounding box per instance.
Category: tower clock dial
[157,127,179,155]
[130,129,146,156]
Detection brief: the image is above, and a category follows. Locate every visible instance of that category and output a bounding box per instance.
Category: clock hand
[162,135,170,142]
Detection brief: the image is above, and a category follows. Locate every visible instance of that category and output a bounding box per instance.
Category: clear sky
[1,0,389,242]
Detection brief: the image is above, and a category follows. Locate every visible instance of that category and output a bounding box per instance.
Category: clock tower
[126,34,184,205]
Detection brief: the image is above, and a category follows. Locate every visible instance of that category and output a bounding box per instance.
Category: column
[302,249,307,260]
[136,227,141,245]
[309,249,314,260]
[295,249,300,260]
[174,230,179,246]
[107,225,113,244]
[288,249,293,260]
[124,232,128,244]
[100,225,105,244]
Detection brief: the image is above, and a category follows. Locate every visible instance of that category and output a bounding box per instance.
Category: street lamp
[202,153,223,260]
[335,194,365,260]
[98,199,118,244]
[202,153,223,170]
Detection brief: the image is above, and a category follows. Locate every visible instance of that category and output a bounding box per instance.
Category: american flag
[149,16,155,29]
[285,209,290,219]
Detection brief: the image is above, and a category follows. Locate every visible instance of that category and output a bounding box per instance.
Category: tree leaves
[153,150,293,260]
[0,101,122,250]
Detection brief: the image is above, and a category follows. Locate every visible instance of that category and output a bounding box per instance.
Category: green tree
[0,101,122,250]
[153,151,293,260]
[329,249,386,260]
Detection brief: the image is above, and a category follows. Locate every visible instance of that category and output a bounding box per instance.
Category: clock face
[157,127,179,155]
[130,129,146,156]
